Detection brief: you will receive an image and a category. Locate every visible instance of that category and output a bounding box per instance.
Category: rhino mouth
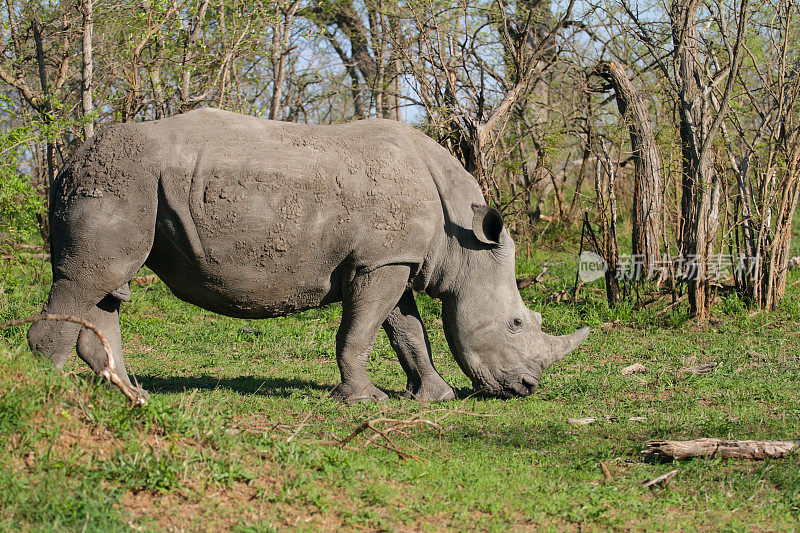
[471,373,540,399]
[466,326,591,398]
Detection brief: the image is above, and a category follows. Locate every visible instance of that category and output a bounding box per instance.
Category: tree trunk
[179,0,211,112]
[81,0,94,139]
[269,2,299,120]
[729,3,797,311]
[672,0,720,318]
[593,61,662,279]
[32,19,53,250]
[760,148,800,310]
[595,142,621,305]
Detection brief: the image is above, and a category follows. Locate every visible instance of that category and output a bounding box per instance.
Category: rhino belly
[146,264,342,319]
[145,228,345,319]
[144,173,349,318]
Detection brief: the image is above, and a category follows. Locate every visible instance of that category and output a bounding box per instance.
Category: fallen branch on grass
[313,407,497,460]
[333,415,442,460]
[516,268,548,290]
[568,415,646,425]
[642,438,799,461]
[0,252,51,261]
[131,274,159,284]
[642,469,677,489]
[678,362,719,375]
[654,294,688,316]
[0,314,145,406]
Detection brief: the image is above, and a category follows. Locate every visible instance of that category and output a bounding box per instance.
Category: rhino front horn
[544,327,590,369]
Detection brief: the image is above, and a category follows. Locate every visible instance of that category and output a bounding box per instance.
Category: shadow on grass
[74,371,528,403]
[133,374,335,398]
[132,375,483,400]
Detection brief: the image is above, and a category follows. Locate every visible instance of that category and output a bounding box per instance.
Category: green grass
[1,247,799,531]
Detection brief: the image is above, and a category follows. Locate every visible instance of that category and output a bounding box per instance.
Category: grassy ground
[1,240,799,531]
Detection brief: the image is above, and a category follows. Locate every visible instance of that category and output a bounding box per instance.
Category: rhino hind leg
[76,295,148,400]
[27,280,95,370]
[383,290,456,402]
[331,264,413,403]
[29,188,155,394]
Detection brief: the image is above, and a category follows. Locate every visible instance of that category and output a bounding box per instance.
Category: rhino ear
[472,204,504,245]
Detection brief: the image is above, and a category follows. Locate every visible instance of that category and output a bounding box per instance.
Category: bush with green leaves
[0,101,45,241]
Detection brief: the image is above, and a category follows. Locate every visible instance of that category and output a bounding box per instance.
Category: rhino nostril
[521,376,539,393]
[505,381,530,396]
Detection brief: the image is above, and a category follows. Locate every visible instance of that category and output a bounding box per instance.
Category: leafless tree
[592,61,663,279]
[723,0,800,309]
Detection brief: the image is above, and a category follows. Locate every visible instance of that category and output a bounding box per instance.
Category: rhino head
[440,205,590,398]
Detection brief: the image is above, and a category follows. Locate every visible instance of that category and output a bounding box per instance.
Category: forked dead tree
[592,61,663,279]
[396,0,576,202]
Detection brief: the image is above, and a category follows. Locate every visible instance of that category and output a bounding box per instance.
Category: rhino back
[135,109,443,317]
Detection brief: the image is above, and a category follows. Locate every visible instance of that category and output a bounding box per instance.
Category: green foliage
[0,108,44,239]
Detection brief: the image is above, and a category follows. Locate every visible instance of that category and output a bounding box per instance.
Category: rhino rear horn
[472,205,504,245]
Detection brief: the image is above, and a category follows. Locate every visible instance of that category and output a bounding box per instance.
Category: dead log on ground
[643,438,799,461]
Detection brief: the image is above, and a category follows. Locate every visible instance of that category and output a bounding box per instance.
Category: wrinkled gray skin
[28,109,589,402]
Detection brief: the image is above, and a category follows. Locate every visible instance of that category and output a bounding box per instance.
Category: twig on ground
[642,438,799,461]
[0,314,145,406]
[679,362,719,375]
[600,462,613,483]
[642,469,678,489]
[655,294,688,315]
[286,390,334,443]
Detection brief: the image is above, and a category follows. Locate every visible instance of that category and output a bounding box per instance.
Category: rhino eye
[513,318,523,327]
[510,317,524,332]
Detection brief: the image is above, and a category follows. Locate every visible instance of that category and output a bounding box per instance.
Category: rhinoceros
[28,108,589,402]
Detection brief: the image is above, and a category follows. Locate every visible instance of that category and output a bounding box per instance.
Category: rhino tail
[110,283,132,302]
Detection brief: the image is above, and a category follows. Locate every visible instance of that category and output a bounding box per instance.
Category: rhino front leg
[383,290,456,401]
[331,265,411,403]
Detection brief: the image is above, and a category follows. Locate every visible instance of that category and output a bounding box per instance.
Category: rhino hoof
[331,383,389,404]
[133,386,150,402]
[404,382,456,402]
[107,383,150,402]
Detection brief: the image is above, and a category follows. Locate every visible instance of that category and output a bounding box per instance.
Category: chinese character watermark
[578,253,760,283]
